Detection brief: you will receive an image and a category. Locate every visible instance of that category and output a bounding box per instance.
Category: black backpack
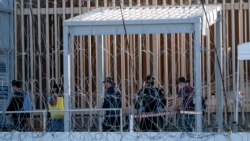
[136,86,165,113]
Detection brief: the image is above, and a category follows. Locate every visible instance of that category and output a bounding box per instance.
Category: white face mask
[179,83,185,89]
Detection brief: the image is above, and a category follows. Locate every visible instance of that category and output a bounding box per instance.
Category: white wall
[0,132,249,141]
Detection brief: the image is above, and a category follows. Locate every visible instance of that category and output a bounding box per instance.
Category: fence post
[129,114,134,132]
[120,108,123,132]
[43,111,47,132]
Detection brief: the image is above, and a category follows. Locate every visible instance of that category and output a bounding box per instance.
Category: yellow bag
[48,97,64,119]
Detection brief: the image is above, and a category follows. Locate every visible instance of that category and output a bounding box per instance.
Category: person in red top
[178,77,195,111]
[177,77,194,132]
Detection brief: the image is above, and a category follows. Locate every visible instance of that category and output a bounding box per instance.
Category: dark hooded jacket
[102,86,121,115]
[7,90,24,112]
[135,84,166,113]
[178,85,195,111]
[7,90,24,126]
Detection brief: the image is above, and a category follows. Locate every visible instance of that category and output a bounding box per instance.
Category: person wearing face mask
[177,77,195,132]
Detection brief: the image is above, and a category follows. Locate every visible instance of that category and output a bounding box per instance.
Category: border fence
[8,0,250,131]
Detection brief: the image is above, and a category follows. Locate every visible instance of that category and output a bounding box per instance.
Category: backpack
[136,85,164,113]
[22,92,33,111]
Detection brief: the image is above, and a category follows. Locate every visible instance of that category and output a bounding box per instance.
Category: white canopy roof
[238,42,250,60]
[64,5,221,35]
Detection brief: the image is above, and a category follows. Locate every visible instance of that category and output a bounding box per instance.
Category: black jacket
[135,85,166,113]
[102,86,121,115]
[7,90,24,112]
[178,85,195,111]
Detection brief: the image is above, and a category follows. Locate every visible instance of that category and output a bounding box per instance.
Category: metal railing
[0,108,124,132]
[2,108,249,132]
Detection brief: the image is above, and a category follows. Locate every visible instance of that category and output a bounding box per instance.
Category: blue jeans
[50,118,64,131]
[182,114,194,132]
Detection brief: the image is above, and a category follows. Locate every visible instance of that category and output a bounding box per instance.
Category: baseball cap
[146,75,155,83]
[103,77,116,85]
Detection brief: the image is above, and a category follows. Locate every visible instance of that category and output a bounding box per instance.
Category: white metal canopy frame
[234,42,250,132]
[63,5,222,132]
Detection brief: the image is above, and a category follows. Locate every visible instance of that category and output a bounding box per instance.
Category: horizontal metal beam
[17,7,94,15]
[68,23,194,35]
[224,3,249,10]
[0,8,12,13]
[16,3,249,16]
